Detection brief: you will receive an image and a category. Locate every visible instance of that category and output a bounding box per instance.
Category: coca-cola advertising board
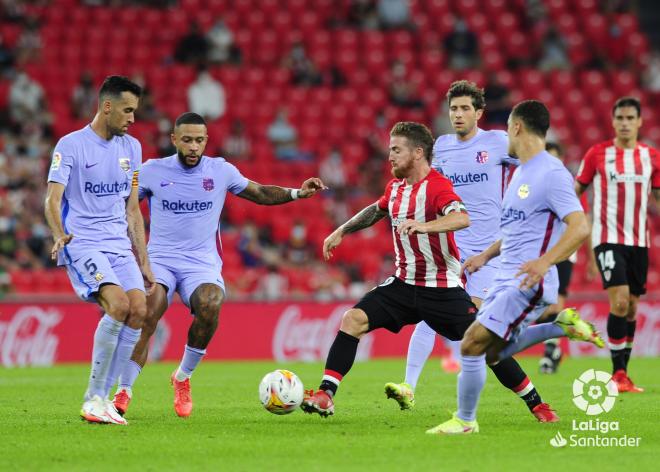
[1,301,659,367]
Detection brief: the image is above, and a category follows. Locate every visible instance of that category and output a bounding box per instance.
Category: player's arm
[125,185,156,293]
[517,211,589,289]
[322,202,388,260]
[237,178,326,205]
[44,182,73,260]
[396,201,469,235]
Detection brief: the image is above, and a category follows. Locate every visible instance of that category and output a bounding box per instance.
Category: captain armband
[132,171,139,188]
[442,201,466,215]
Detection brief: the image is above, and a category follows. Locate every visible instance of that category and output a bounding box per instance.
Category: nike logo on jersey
[160,181,174,187]
[85,163,99,169]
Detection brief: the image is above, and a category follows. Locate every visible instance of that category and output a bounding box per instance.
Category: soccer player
[385,81,558,422]
[429,100,604,435]
[302,121,476,417]
[44,76,155,425]
[575,97,660,392]
[111,112,326,418]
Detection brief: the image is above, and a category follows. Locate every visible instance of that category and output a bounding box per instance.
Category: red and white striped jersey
[377,169,464,288]
[576,140,660,248]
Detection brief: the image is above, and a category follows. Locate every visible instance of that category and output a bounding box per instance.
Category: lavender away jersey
[47,125,141,265]
[432,129,517,253]
[139,155,248,262]
[498,151,583,291]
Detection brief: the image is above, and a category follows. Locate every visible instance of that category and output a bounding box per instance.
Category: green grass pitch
[1,357,657,471]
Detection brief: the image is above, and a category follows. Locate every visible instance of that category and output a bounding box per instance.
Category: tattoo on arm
[340,203,387,235]
[238,182,293,205]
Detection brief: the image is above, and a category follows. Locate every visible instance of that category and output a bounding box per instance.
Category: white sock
[404,321,436,389]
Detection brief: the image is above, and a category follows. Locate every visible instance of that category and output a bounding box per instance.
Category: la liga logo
[550,369,641,448]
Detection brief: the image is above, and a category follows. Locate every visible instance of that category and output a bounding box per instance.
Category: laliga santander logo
[272,304,373,362]
[572,369,618,415]
[0,306,61,367]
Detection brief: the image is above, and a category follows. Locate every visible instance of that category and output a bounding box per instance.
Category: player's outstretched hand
[323,230,343,261]
[50,234,74,260]
[462,253,487,276]
[516,258,550,290]
[299,177,328,198]
[142,265,157,296]
[396,219,427,235]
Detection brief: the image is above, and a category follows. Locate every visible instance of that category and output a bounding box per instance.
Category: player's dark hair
[545,142,562,156]
[612,97,641,117]
[175,112,207,128]
[390,121,434,163]
[98,75,142,101]
[511,100,550,138]
[446,80,485,110]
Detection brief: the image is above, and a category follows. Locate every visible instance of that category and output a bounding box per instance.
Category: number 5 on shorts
[84,258,98,276]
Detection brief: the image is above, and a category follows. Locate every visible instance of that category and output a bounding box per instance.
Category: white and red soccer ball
[259,369,304,415]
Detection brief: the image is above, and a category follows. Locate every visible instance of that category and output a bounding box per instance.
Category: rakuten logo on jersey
[0,306,61,367]
[502,207,527,221]
[272,305,373,362]
[447,172,489,187]
[162,199,213,214]
[84,181,129,196]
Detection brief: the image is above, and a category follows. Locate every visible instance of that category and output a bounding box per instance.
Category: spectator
[387,60,424,109]
[366,110,390,160]
[377,0,413,30]
[71,71,96,120]
[155,117,176,156]
[443,19,479,70]
[282,41,322,86]
[131,72,159,122]
[222,119,251,160]
[255,264,289,301]
[187,67,226,121]
[538,28,569,71]
[0,34,15,76]
[9,72,46,124]
[174,21,209,65]
[267,108,303,160]
[432,101,454,137]
[324,186,351,227]
[207,19,240,64]
[319,147,347,190]
[347,0,379,29]
[237,222,264,268]
[15,16,41,64]
[308,262,348,301]
[283,221,312,266]
[483,77,511,128]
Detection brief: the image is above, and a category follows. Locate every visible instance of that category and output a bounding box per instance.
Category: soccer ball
[259,369,304,415]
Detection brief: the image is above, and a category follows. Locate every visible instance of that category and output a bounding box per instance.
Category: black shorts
[593,243,648,295]
[556,260,574,296]
[354,276,477,341]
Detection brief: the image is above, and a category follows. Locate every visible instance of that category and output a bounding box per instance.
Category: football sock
[497,323,565,361]
[448,339,461,361]
[118,360,142,392]
[85,314,122,400]
[489,357,542,410]
[457,354,486,422]
[404,321,436,389]
[624,320,636,369]
[319,330,359,396]
[175,345,207,381]
[104,325,142,397]
[607,314,627,373]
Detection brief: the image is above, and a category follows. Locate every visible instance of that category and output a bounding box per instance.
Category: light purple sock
[118,360,142,391]
[175,345,206,381]
[404,321,436,389]
[457,354,486,422]
[497,323,565,361]
[85,314,122,400]
[104,325,142,397]
[448,339,461,360]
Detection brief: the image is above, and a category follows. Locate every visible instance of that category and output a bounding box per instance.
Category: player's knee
[340,309,368,337]
[612,296,629,316]
[105,296,130,320]
[191,285,224,318]
[129,302,148,327]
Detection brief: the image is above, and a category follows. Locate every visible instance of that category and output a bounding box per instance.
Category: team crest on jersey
[118,158,131,172]
[51,152,62,170]
[517,184,530,199]
[202,178,215,191]
[475,151,489,164]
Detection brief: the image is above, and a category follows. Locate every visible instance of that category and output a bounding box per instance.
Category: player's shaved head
[98,75,142,102]
[447,80,485,110]
[390,121,434,163]
[175,112,207,129]
[510,100,550,138]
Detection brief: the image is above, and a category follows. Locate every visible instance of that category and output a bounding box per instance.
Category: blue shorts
[461,252,499,301]
[477,278,551,342]
[65,251,144,302]
[151,254,225,308]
